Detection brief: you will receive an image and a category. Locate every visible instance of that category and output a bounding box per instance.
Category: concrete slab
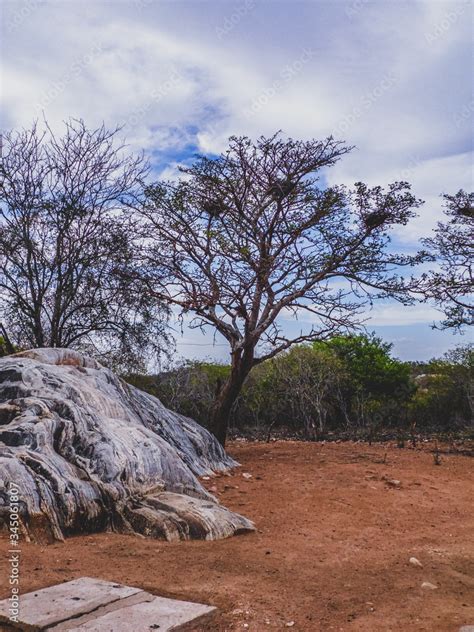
[0,578,141,631]
[0,578,216,632]
[48,592,156,631]
[51,596,216,631]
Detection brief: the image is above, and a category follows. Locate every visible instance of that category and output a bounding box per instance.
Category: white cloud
[2,1,471,166]
[1,0,471,360]
[365,303,443,327]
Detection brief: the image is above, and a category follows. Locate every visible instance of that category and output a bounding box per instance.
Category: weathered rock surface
[0,349,254,542]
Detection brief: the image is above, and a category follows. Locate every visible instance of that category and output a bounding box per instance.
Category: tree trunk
[210,349,254,446]
[0,323,15,354]
[210,372,246,446]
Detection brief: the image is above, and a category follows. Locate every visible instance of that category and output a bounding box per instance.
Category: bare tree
[0,119,170,369]
[421,190,473,330]
[139,133,424,444]
[270,345,346,439]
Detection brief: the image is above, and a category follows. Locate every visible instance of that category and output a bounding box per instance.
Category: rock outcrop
[0,349,254,542]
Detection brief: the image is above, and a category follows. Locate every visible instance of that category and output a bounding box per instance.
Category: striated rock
[0,349,254,542]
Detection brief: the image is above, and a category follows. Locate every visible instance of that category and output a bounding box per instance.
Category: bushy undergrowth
[127,335,473,440]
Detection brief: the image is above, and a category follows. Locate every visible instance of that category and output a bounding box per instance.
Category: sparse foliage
[128,362,231,426]
[139,133,424,444]
[315,334,413,429]
[421,190,473,330]
[130,337,473,440]
[0,119,170,368]
[410,344,473,430]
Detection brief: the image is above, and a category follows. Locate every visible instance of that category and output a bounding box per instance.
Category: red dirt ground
[0,440,473,631]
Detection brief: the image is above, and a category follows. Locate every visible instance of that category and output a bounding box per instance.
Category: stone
[409,557,423,568]
[421,581,438,590]
[0,578,216,631]
[382,475,401,488]
[0,349,254,542]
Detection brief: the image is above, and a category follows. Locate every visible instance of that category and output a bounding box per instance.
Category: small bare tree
[271,345,346,439]
[0,119,170,369]
[421,190,473,330]
[139,133,423,444]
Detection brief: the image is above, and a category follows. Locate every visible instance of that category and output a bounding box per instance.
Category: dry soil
[1,440,473,631]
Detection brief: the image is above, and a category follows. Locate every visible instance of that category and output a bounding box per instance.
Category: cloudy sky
[1,0,472,361]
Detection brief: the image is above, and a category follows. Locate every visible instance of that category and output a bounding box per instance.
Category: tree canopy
[0,119,170,370]
[138,133,424,443]
[421,190,473,330]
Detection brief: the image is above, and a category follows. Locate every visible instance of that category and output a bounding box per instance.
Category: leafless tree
[0,119,170,369]
[271,345,346,439]
[421,190,473,330]
[139,133,424,444]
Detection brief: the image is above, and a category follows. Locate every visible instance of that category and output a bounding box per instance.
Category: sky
[1,0,472,362]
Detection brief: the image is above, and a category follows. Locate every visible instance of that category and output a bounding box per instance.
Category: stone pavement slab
[0,578,216,631]
[51,595,216,631]
[0,578,141,631]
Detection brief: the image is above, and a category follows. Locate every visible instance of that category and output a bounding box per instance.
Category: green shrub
[125,338,473,438]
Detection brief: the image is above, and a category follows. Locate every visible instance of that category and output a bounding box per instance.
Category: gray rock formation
[0,349,254,542]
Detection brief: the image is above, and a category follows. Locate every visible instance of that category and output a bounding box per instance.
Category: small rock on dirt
[242,472,253,479]
[421,581,438,590]
[382,475,401,488]
[409,557,423,568]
